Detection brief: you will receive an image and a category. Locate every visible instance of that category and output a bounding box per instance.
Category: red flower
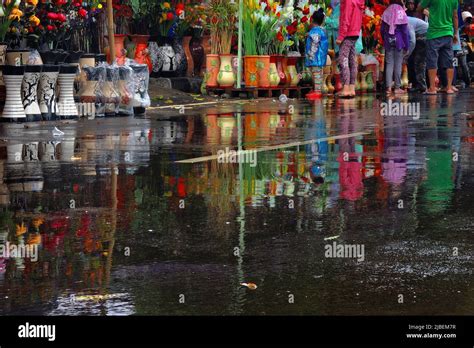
[301,16,308,23]
[47,25,55,31]
[73,2,81,7]
[56,0,67,6]
[287,24,297,35]
[166,12,174,20]
[176,8,183,16]
[78,8,87,18]
[276,31,284,42]
[47,12,58,20]
[302,7,310,15]
[176,3,185,11]
[57,13,67,22]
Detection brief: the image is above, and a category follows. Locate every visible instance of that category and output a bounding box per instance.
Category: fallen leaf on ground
[240,282,258,290]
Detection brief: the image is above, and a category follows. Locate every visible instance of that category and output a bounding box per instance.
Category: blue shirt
[305,26,329,68]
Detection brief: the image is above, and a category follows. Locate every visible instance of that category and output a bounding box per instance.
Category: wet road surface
[0,92,473,315]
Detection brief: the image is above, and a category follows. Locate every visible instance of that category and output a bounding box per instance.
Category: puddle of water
[0,95,472,315]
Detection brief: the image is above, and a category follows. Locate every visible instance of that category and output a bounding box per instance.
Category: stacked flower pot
[0,49,83,122]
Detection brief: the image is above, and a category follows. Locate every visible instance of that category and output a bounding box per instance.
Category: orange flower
[9,8,23,21]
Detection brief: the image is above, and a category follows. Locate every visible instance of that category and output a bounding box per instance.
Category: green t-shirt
[421,0,458,40]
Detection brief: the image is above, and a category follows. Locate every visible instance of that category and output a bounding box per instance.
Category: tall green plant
[0,1,18,43]
[207,0,237,54]
[255,16,278,55]
[242,7,256,56]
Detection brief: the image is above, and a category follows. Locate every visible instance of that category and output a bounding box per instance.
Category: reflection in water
[0,96,473,315]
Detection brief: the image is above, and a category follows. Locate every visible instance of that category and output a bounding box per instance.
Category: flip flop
[423,91,437,95]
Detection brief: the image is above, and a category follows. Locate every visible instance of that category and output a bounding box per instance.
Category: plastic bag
[27,50,42,65]
[79,65,106,117]
[103,64,121,116]
[128,62,150,114]
[117,65,134,116]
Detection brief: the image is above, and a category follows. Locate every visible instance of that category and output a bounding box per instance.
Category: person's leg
[439,68,448,88]
[393,48,404,92]
[414,39,427,91]
[312,66,323,94]
[348,38,357,95]
[338,39,352,95]
[425,38,440,93]
[408,53,416,88]
[385,46,395,93]
[438,36,455,93]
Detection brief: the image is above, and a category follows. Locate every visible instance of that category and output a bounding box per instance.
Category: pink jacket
[337,0,365,41]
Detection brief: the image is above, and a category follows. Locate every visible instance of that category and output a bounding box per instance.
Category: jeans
[385,45,404,89]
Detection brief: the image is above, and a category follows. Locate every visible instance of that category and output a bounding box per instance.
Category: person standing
[305,9,329,99]
[336,0,365,97]
[407,16,429,92]
[418,0,459,94]
[381,0,410,95]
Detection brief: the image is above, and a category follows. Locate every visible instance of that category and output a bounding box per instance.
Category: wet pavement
[0,91,473,315]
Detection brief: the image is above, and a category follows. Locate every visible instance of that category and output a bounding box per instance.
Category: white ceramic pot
[38,65,60,121]
[57,65,78,119]
[217,54,235,87]
[2,65,26,121]
[22,65,42,122]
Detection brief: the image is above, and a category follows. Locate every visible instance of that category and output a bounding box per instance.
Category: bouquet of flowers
[3,0,39,47]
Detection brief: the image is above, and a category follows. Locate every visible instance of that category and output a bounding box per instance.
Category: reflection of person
[337,102,363,201]
[305,9,329,99]
[418,0,458,94]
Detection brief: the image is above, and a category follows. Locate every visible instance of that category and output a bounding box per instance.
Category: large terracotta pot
[217,54,235,87]
[190,36,204,76]
[256,55,270,88]
[286,56,300,86]
[130,34,152,72]
[268,59,280,87]
[205,54,220,87]
[105,34,127,65]
[273,55,286,85]
[244,55,259,87]
[281,56,291,86]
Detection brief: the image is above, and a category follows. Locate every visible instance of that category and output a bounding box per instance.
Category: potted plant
[254,1,279,88]
[242,1,258,87]
[147,1,187,77]
[204,0,236,88]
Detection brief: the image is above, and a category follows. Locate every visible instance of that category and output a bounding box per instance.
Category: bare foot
[394,88,406,94]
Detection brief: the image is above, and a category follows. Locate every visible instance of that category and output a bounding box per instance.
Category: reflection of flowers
[32,217,44,229]
[16,222,27,236]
